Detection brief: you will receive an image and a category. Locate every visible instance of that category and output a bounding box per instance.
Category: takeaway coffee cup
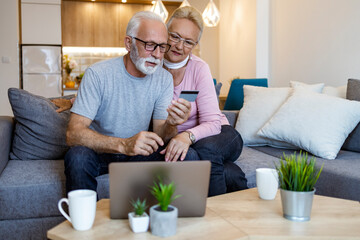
[256,168,279,200]
[58,189,97,231]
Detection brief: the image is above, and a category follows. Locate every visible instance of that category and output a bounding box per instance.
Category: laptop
[109,161,211,219]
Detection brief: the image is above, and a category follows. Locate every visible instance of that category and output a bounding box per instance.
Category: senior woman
[161,6,247,196]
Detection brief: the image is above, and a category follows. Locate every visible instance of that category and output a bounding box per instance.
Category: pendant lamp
[150,0,169,22]
[202,0,220,27]
[180,0,191,8]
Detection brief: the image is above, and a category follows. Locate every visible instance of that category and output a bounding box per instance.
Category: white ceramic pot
[128,212,149,233]
[150,205,178,237]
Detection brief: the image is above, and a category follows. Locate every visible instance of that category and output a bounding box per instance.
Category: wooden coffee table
[47,188,360,239]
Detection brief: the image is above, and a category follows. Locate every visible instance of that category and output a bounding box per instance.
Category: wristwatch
[186,131,196,144]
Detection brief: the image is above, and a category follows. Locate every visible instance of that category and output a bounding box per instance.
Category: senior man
[64,11,191,193]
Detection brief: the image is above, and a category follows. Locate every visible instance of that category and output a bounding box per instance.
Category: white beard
[130,43,162,75]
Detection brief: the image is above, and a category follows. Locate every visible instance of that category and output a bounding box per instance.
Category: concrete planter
[128,212,149,233]
[150,205,178,237]
[280,188,316,222]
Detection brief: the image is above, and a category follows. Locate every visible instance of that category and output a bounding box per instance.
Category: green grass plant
[130,198,148,217]
[150,179,181,212]
[275,151,324,192]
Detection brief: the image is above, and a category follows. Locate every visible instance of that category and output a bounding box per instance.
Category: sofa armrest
[221,110,239,127]
[0,116,14,175]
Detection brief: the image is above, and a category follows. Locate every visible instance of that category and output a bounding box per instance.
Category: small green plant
[275,151,324,192]
[150,178,181,211]
[130,198,148,217]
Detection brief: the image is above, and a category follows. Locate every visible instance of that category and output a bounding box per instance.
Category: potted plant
[128,198,149,233]
[149,179,181,237]
[275,151,323,222]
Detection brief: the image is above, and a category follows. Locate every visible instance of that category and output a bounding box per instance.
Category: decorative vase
[280,188,315,222]
[128,212,149,233]
[64,74,75,88]
[150,205,178,237]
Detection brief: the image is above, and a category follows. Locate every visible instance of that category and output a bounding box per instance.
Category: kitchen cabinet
[62,1,179,47]
[21,0,62,44]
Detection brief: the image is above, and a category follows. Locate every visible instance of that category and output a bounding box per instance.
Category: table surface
[47,188,360,240]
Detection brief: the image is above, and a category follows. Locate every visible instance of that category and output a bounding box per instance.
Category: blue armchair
[223,78,268,110]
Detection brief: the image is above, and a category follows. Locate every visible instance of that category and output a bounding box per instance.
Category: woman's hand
[166,98,191,126]
[160,132,192,162]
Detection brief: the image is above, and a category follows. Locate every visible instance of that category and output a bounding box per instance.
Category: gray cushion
[8,88,74,160]
[342,79,360,152]
[222,110,238,127]
[234,146,279,188]
[0,159,109,220]
[251,146,360,201]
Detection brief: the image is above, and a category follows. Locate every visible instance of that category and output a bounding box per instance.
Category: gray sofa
[1,110,360,240]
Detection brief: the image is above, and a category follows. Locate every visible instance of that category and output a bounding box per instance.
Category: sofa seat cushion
[252,146,360,201]
[233,146,280,189]
[0,160,109,220]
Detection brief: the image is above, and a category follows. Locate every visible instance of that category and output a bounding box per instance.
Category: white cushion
[322,85,347,98]
[258,89,360,160]
[235,86,296,148]
[290,81,324,92]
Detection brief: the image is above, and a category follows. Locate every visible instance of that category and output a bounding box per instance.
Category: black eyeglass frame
[168,32,198,48]
[130,36,171,53]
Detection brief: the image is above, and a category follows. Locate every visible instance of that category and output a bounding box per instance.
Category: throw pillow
[8,88,74,160]
[322,85,347,98]
[258,89,360,160]
[235,86,296,148]
[342,79,360,152]
[290,81,325,93]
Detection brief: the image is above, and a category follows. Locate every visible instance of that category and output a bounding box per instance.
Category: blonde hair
[167,6,204,41]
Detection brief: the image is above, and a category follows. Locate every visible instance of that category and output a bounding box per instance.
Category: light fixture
[150,0,168,22]
[202,0,220,27]
[121,0,127,3]
[179,0,191,8]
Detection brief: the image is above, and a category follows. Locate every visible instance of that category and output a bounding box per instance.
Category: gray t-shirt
[71,57,173,138]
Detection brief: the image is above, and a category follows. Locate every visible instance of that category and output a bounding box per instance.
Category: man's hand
[123,131,164,156]
[166,98,191,126]
[51,98,73,113]
[160,132,191,162]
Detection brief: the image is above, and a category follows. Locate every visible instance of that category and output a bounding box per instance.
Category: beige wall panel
[219,0,256,96]
[187,0,219,84]
[270,0,360,87]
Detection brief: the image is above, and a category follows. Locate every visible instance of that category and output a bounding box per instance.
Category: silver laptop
[109,161,211,219]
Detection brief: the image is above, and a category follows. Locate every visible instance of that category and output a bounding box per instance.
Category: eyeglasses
[168,32,197,49]
[131,37,171,53]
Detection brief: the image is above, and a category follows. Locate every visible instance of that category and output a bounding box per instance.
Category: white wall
[270,0,360,87]
[0,0,19,116]
[189,0,220,84]
[219,0,257,96]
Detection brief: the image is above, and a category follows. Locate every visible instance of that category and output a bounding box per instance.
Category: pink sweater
[174,55,229,142]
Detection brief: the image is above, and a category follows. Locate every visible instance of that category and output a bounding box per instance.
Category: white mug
[256,168,279,200]
[58,189,97,231]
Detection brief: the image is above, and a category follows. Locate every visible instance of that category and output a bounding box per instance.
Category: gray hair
[167,6,204,41]
[126,11,166,37]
